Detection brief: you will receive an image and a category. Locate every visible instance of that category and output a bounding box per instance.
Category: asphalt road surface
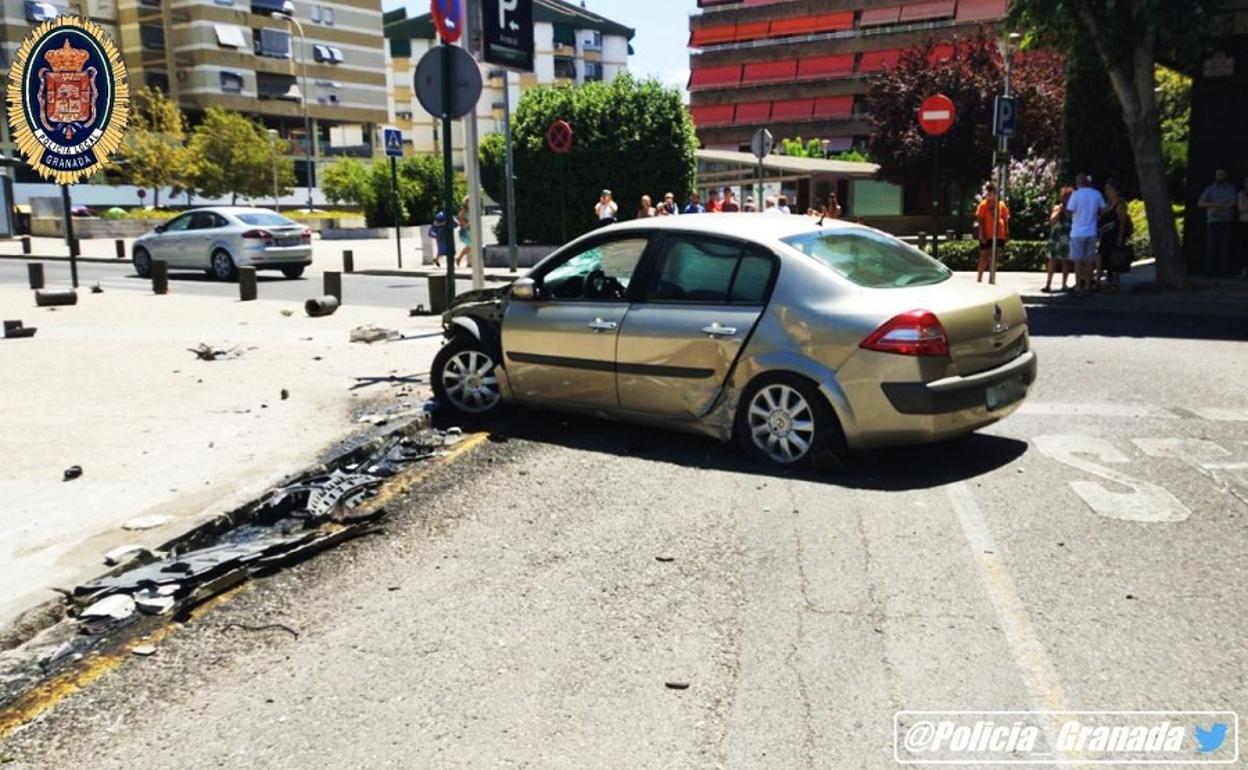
[0,259,457,311]
[2,304,1245,769]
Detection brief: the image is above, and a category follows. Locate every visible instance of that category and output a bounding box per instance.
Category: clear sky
[384,0,699,94]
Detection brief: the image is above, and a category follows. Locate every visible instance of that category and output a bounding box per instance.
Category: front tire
[133,247,152,278]
[210,249,237,281]
[281,265,306,279]
[735,374,841,467]
[431,335,503,416]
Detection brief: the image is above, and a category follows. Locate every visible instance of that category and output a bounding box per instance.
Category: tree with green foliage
[1155,65,1191,202]
[189,108,294,205]
[478,133,506,205]
[321,157,374,213]
[114,87,197,208]
[1008,0,1218,288]
[508,75,697,243]
[320,154,463,227]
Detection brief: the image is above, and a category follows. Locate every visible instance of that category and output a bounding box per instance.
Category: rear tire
[735,373,843,467]
[281,265,306,279]
[132,247,152,278]
[210,249,237,281]
[431,335,503,417]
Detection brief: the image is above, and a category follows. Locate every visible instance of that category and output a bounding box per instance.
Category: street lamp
[989,31,1022,285]
[266,128,280,212]
[272,11,314,213]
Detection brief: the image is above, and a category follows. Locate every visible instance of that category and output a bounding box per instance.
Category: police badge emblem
[6,16,129,184]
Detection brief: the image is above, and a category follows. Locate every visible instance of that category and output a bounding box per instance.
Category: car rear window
[781,230,951,289]
[236,212,297,227]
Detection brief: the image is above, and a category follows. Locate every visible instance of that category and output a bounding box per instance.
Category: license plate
[276,237,300,247]
[986,377,1027,411]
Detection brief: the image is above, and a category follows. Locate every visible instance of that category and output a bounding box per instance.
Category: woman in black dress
[1098,180,1131,292]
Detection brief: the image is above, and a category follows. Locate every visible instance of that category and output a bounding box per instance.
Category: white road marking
[1188,407,1248,422]
[947,482,1079,762]
[1032,434,1190,523]
[1135,438,1248,507]
[1017,402,1176,419]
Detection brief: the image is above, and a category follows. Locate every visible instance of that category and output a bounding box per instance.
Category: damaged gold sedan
[432,215,1035,466]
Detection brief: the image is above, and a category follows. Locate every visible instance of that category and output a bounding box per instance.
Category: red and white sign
[546,119,572,154]
[918,93,956,136]
[430,0,463,44]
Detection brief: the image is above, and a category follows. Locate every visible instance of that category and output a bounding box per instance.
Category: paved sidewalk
[0,283,444,632]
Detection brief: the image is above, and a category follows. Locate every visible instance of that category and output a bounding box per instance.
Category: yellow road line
[0,432,489,740]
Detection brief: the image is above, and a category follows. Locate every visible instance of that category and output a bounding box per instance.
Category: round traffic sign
[413,45,483,119]
[546,120,572,154]
[430,0,463,44]
[918,94,956,136]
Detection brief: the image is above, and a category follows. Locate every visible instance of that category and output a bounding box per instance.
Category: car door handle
[587,318,618,332]
[701,323,738,337]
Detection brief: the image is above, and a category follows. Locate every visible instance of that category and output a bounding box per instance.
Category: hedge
[927,240,1051,272]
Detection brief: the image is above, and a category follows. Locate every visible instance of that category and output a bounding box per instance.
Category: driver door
[502,235,650,409]
[150,213,193,265]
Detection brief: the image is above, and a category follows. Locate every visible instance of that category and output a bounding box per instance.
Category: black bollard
[342,249,354,273]
[69,237,80,257]
[20,236,31,254]
[115,239,126,259]
[238,266,257,301]
[151,259,168,295]
[304,295,340,317]
[323,270,342,302]
[35,289,78,307]
[27,262,44,290]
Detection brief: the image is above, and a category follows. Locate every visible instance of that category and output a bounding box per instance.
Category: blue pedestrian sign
[993,96,1017,138]
[383,128,404,157]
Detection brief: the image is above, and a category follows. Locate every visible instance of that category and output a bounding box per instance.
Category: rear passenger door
[184,211,226,269]
[615,233,778,419]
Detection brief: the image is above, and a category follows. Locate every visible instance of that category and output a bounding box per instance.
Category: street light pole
[275,12,314,212]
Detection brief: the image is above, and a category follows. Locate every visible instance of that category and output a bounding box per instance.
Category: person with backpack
[1098,180,1133,292]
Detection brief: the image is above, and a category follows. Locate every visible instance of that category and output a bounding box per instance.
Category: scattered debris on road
[3,320,37,339]
[131,644,157,657]
[280,388,290,401]
[122,515,170,531]
[62,465,82,482]
[188,343,241,362]
[350,325,400,344]
[664,681,691,690]
[221,622,300,639]
[34,289,77,307]
[103,545,148,567]
[90,283,103,294]
[305,296,340,318]
[280,308,294,317]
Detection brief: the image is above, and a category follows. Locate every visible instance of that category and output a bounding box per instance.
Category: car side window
[189,212,219,230]
[539,237,648,301]
[163,214,192,233]
[644,237,776,305]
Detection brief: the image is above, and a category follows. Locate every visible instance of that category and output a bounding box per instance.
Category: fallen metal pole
[35,289,77,307]
[304,295,339,317]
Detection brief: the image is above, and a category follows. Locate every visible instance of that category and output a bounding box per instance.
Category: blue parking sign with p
[384,128,404,157]
[993,96,1017,137]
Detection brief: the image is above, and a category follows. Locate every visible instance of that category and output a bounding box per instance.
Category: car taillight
[860,310,949,357]
[242,229,272,240]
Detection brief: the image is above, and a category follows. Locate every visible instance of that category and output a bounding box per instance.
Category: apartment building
[384,0,632,156]
[0,0,388,191]
[688,0,1007,153]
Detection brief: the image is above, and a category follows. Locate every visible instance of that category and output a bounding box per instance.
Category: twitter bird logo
[1194,723,1228,753]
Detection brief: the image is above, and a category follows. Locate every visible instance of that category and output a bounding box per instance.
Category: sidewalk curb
[356,268,517,282]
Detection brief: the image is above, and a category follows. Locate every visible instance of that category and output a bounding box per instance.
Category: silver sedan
[131,207,313,281]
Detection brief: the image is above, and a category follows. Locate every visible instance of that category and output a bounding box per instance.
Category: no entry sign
[918,94,956,136]
[546,120,572,154]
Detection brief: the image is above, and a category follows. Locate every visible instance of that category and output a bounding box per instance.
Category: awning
[742,59,797,84]
[214,23,248,48]
[798,54,855,79]
[859,5,900,26]
[859,49,901,72]
[696,149,879,188]
[955,0,1007,22]
[690,64,741,89]
[899,0,956,22]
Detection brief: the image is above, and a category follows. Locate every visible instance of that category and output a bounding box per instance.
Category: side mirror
[510,277,536,301]
[154,225,166,234]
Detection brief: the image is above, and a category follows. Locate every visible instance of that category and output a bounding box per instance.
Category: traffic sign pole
[918,94,956,263]
[440,39,456,307]
[391,155,402,269]
[931,135,941,261]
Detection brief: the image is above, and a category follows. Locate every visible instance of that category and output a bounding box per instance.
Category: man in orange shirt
[975,182,1010,283]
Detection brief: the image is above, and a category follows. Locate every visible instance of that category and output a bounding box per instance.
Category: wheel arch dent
[448,315,503,364]
[732,350,858,440]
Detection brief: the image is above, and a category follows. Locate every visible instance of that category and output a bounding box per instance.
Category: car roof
[180,207,288,216]
[602,213,864,243]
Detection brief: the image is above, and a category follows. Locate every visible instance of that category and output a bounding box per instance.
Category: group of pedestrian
[1197,168,1248,278]
[427,195,474,269]
[1038,173,1133,294]
[595,187,819,225]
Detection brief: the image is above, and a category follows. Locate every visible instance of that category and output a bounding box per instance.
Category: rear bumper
[881,351,1037,415]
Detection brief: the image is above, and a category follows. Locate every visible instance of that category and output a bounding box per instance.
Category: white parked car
[131,207,313,281]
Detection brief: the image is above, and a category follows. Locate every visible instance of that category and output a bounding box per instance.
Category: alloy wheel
[441,350,500,413]
[746,383,817,464]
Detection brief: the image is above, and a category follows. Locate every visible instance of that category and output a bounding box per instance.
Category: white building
[384,0,633,156]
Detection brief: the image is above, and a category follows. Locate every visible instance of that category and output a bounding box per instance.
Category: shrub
[1006,155,1059,241]
[930,239,1050,272]
[1126,199,1185,260]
